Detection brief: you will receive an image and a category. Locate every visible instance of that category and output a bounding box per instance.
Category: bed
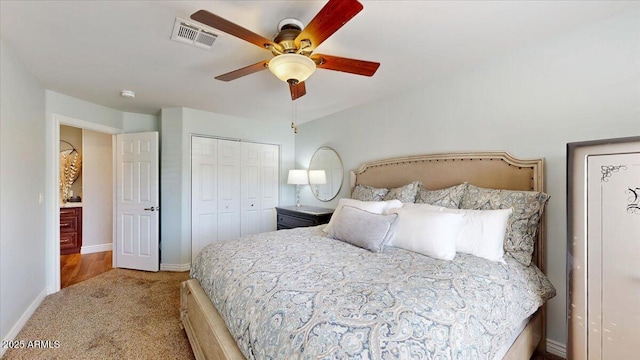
[180,151,555,360]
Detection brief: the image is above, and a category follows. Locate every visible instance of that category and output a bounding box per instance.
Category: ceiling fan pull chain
[291,100,298,134]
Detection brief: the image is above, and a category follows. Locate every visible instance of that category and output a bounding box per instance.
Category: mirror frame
[308,146,343,202]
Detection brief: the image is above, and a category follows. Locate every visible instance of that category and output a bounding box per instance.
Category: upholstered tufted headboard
[350,151,546,271]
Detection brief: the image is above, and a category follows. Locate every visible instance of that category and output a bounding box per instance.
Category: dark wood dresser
[60,206,82,255]
[276,206,334,230]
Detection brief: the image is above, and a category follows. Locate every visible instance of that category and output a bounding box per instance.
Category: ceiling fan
[190,0,380,101]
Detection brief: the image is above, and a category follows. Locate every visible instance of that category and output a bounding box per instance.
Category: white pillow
[454,208,512,262]
[324,198,403,233]
[404,203,512,262]
[387,207,464,261]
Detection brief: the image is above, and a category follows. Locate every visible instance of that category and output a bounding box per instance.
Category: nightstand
[276,206,334,230]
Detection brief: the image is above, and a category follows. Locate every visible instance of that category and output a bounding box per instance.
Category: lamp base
[295,184,302,207]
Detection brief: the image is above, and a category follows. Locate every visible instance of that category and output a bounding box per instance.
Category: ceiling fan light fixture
[268,54,316,83]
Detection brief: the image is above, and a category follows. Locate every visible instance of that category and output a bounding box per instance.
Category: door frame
[47,114,121,294]
[566,136,640,359]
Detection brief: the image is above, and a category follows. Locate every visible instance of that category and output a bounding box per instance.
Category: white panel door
[241,142,262,236]
[217,140,241,241]
[259,144,279,232]
[587,152,640,359]
[241,143,279,236]
[115,132,159,272]
[191,137,218,261]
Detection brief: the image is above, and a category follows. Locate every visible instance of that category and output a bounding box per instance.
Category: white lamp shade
[287,169,308,185]
[308,170,327,185]
[268,54,316,83]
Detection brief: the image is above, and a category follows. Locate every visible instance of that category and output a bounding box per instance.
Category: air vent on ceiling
[171,17,219,51]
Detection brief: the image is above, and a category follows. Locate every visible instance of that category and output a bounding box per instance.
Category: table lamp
[308,170,327,197]
[287,169,308,207]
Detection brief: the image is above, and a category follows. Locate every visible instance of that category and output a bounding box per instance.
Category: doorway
[58,124,114,288]
[48,114,120,293]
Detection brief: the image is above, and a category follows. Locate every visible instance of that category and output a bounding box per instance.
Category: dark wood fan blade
[215,60,269,81]
[295,0,363,51]
[191,10,278,50]
[289,81,307,100]
[312,54,380,76]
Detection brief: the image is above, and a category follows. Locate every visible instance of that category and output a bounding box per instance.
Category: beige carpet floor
[3,269,195,360]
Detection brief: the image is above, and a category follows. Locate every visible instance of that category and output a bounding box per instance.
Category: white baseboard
[547,338,567,359]
[80,243,112,254]
[0,288,47,357]
[160,263,191,272]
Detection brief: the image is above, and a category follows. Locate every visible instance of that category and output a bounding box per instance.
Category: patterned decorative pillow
[351,184,389,201]
[416,183,468,209]
[460,184,550,266]
[383,181,422,203]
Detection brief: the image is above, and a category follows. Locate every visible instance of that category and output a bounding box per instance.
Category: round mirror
[308,147,343,202]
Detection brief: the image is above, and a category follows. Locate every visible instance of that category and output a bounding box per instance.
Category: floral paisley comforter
[191,226,555,360]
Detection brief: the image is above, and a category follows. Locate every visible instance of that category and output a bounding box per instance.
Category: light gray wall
[296,8,640,349]
[159,107,185,267]
[159,107,294,267]
[46,90,123,130]
[123,112,159,132]
[46,91,159,133]
[0,39,47,346]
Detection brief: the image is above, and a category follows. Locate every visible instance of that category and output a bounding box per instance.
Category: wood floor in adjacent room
[60,250,112,288]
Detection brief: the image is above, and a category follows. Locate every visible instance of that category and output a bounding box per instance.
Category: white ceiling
[1,1,638,123]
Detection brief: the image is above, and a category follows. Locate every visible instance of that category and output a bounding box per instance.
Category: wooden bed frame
[181,151,547,360]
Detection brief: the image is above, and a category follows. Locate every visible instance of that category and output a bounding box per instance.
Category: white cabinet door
[587,152,640,359]
[191,137,218,261]
[115,132,159,272]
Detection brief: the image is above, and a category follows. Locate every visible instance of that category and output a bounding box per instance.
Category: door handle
[144,207,159,211]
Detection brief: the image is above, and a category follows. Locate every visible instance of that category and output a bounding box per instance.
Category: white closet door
[241,142,279,236]
[241,142,262,236]
[217,140,241,241]
[259,144,279,232]
[191,137,218,260]
[587,152,640,359]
